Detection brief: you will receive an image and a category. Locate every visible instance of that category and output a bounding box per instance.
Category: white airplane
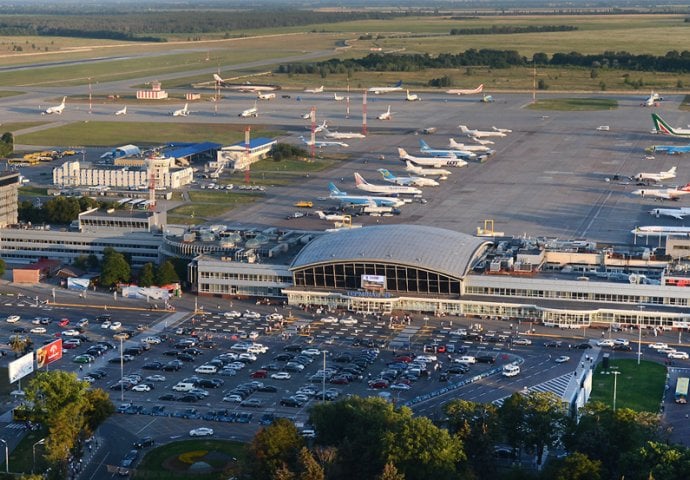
[405,90,420,101]
[313,120,328,133]
[492,126,512,134]
[472,138,495,146]
[300,136,348,148]
[398,148,457,171]
[316,210,350,222]
[172,103,189,117]
[114,106,127,116]
[369,80,403,95]
[459,125,506,138]
[631,183,690,200]
[419,140,474,161]
[301,112,312,119]
[377,168,439,187]
[649,207,690,219]
[304,86,324,93]
[239,102,258,117]
[354,172,422,196]
[360,199,400,215]
[446,84,483,95]
[324,128,366,140]
[448,138,494,154]
[257,92,276,100]
[333,93,344,101]
[651,114,690,138]
[43,97,66,115]
[631,225,690,236]
[328,182,405,208]
[404,160,451,178]
[377,106,393,121]
[632,166,677,183]
[641,91,663,107]
[212,74,277,92]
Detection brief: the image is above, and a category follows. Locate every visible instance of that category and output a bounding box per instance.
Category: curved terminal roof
[290,225,491,279]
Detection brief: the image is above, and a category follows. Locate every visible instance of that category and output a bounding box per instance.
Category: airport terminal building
[282,225,690,330]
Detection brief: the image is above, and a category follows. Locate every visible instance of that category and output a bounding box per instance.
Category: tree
[155,259,179,285]
[378,462,405,480]
[0,257,6,277]
[246,418,304,480]
[542,452,602,480]
[520,391,567,466]
[297,447,324,480]
[444,399,498,476]
[9,335,30,357]
[100,247,130,287]
[0,132,12,158]
[139,263,155,287]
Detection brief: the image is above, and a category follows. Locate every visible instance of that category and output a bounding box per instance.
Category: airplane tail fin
[328,182,342,195]
[419,139,430,149]
[476,84,483,93]
[354,172,367,186]
[394,80,402,87]
[398,148,408,158]
[652,113,675,135]
[378,168,394,180]
[669,166,677,175]
[61,97,66,105]
[459,125,469,134]
[315,211,325,219]
[449,138,460,148]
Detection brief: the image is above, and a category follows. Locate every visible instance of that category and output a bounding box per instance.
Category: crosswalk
[493,372,575,407]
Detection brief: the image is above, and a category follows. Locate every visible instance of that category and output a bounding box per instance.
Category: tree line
[18,196,117,226]
[450,25,577,35]
[278,48,690,77]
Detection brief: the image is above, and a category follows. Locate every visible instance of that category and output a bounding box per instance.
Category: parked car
[189,427,214,437]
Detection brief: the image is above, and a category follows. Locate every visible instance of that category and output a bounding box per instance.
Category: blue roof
[163,142,221,159]
[229,137,276,149]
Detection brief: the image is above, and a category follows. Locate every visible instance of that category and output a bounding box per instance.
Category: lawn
[169,191,264,224]
[527,97,618,111]
[589,358,666,413]
[134,439,245,479]
[18,186,48,197]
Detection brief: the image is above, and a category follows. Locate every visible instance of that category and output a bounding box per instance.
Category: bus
[675,377,689,404]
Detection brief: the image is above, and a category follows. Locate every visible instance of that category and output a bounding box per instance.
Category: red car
[394,356,413,363]
[368,379,390,389]
[63,342,78,350]
[250,370,268,379]
[58,318,70,327]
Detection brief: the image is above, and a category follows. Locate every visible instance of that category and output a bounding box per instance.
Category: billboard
[67,277,90,291]
[361,274,386,291]
[36,338,63,369]
[8,352,34,383]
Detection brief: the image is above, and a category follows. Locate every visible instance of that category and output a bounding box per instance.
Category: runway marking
[543,171,575,175]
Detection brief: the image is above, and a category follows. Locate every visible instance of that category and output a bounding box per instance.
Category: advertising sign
[361,274,386,291]
[36,338,63,368]
[8,352,34,383]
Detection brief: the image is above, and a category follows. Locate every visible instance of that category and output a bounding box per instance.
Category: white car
[189,427,214,437]
[321,316,339,324]
[62,329,81,336]
[224,311,242,319]
[30,327,46,334]
[512,338,532,345]
[145,375,166,382]
[271,371,292,380]
[6,315,20,323]
[100,321,112,329]
[243,311,261,319]
[659,347,677,354]
[597,339,614,347]
[302,348,321,356]
[143,336,161,344]
[555,356,570,363]
[222,394,243,403]
[416,354,437,363]
[131,384,151,392]
[668,351,689,360]
[339,316,358,325]
[109,322,122,330]
[613,338,629,346]
[390,383,411,390]
[649,342,669,350]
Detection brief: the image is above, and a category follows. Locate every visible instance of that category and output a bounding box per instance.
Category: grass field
[168,191,264,224]
[527,98,618,111]
[134,439,245,479]
[18,186,48,197]
[15,122,284,147]
[589,359,666,413]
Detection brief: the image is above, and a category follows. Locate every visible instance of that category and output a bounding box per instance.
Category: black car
[120,449,139,468]
[158,394,178,401]
[176,353,195,362]
[177,394,200,403]
[142,361,163,370]
[182,347,203,356]
[544,341,563,348]
[476,354,497,364]
[576,343,593,349]
[257,384,278,393]
[283,344,304,353]
[162,360,183,371]
[280,397,304,407]
[133,436,154,449]
[198,378,224,388]
[613,344,632,351]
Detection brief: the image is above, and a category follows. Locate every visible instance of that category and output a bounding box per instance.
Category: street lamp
[0,438,8,473]
[612,370,621,412]
[322,350,327,402]
[32,438,45,474]
[120,335,125,403]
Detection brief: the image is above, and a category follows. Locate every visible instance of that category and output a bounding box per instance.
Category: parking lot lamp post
[32,438,45,474]
[120,336,124,403]
[322,350,327,402]
[0,438,8,473]
[612,370,621,412]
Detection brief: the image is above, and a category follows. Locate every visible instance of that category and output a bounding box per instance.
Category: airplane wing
[669,212,686,219]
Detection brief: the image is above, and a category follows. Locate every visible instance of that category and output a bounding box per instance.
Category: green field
[527,97,618,111]
[168,191,264,224]
[589,359,666,413]
[15,122,284,147]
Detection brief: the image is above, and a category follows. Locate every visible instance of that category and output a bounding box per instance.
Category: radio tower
[310,106,316,160]
[244,127,251,185]
[148,170,156,211]
[362,90,367,136]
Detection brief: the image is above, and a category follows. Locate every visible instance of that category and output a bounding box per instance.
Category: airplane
[212,74,278,92]
[631,183,690,200]
[448,138,494,154]
[405,90,420,101]
[304,86,324,93]
[632,166,677,183]
[369,80,403,95]
[480,95,495,103]
[631,225,690,237]
[359,199,400,215]
[114,106,127,116]
[398,148,460,170]
[377,105,393,121]
[300,136,349,148]
[459,125,507,138]
[492,126,512,134]
[328,182,405,208]
[313,121,328,133]
[172,103,189,117]
[404,160,451,178]
[651,114,690,138]
[647,145,690,155]
[301,112,312,119]
[472,138,495,146]
[377,168,439,187]
[257,92,276,100]
[333,93,344,101]
[641,91,663,107]
[446,84,483,95]
[649,207,690,220]
[42,97,66,115]
[239,102,258,118]
[316,210,350,222]
[419,139,474,161]
[354,172,422,196]
[324,128,366,140]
